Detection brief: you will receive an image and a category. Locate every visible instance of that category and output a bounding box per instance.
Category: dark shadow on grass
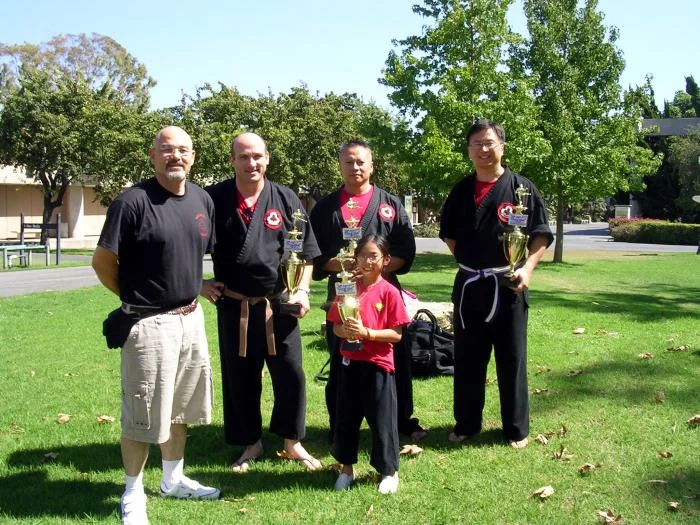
[529,356,700,415]
[639,466,700,517]
[532,282,700,321]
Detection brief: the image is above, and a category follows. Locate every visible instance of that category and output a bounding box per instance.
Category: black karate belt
[457,264,513,327]
[222,288,276,358]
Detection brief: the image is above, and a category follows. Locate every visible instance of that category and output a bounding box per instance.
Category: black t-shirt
[98,178,215,309]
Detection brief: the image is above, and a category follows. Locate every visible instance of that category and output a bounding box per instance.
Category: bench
[1,244,50,269]
[580,215,592,224]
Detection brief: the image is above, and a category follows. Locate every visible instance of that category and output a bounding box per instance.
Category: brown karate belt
[222,289,276,357]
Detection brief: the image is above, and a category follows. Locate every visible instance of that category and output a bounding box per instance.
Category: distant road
[0,224,695,298]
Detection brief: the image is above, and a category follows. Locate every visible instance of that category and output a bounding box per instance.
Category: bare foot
[509,437,528,449]
[232,440,264,473]
[280,439,322,471]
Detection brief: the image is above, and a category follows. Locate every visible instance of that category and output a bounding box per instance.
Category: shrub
[610,220,700,245]
[412,222,440,238]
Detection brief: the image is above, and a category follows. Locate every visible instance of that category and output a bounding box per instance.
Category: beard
[166,170,187,182]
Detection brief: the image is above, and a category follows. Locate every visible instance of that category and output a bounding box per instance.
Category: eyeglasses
[468,141,502,150]
[356,254,383,263]
[158,146,193,157]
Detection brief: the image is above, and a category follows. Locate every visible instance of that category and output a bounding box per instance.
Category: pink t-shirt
[339,186,374,226]
[327,277,411,372]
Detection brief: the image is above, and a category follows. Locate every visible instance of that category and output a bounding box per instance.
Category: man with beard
[201,132,322,473]
[92,126,220,525]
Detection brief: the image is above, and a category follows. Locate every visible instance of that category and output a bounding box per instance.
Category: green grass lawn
[0,253,698,524]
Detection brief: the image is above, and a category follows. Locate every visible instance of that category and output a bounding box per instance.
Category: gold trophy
[334,201,364,350]
[502,184,530,287]
[281,209,306,315]
[335,247,363,351]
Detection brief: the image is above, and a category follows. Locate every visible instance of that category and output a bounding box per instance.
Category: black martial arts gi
[439,168,552,441]
[309,185,418,437]
[206,179,321,446]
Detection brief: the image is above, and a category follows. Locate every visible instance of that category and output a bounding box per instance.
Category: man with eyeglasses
[310,139,423,442]
[92,126,220,525]
[439,120,552,449]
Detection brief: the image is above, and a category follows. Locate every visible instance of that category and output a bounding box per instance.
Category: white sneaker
[120,492,148,525]
[160,475,220,500]
[334,472,354,491]
[378,473,399,494]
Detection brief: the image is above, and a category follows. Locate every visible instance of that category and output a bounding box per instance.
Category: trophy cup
[280,209,306,315]
[501,184,531,287]
[335,247,363,351]
[334,201,364,350]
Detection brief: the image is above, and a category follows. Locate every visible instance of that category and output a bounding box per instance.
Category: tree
[0,33,155,110]
[624,75,660,119]
[667,127,700,222]
[0,68,155,239]
[381,0,546,201]
[523,0,661,261]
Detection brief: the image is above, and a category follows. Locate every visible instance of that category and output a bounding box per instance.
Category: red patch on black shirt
[263,208,283,230]
[378,204,396,221]
[195,213,209,237]
[497,202,515,224]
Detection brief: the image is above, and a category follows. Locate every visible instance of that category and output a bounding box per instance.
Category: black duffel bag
[406,308,455,376]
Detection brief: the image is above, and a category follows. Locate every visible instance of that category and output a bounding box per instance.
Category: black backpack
[406,309,455,376]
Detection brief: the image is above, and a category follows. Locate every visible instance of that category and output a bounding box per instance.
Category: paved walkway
[0,224,695,297]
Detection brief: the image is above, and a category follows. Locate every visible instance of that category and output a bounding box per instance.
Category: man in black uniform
[310,139,423,441]
[202,132,322,472]
[439,120,552,449]
[93,126,219,525]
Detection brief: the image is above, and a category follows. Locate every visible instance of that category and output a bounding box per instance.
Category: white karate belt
[457,264,514,328]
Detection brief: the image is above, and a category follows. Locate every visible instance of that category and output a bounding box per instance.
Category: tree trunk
[40,175,69,245]
[552,183,565,263]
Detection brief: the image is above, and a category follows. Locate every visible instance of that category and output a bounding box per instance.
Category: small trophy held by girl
[326,234,411,494]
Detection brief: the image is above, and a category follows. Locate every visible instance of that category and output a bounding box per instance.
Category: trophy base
[499,272,521,288]
[280,302,302,316]
[341,339,363,352]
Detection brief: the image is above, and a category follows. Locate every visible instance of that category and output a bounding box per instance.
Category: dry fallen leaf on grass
[668,502,680,511]
[365,504,374,518]
[597,509,623,523]
[535,434,549,445]
[533,388,549,395]
[96,415,116,424]
[573,327,586,335]
[655,391,666,404]
[578,463,599,474]
[531,485,554,500]
[666,344,690,353]
[657,450,673,459]
[64,372,78,377]
[56,414,70,424]
[30,370,36,377]
[535,365,551,375]
[485,377,497,385]
[637,353,653,359]
[43,452,59,461]
[543,425,568,439]
[238,508,247,514]
[567,370,583,377]
[688,414,700,428]
[646,479,669,484]
[552,445,574,461]
[400,444,423,456]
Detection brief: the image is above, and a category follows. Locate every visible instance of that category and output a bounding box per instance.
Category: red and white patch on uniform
[497,202,515,224]
[378,204,396,222]
[263,209,283,230]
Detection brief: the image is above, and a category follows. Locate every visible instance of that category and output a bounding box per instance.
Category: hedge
[609,220,700,245]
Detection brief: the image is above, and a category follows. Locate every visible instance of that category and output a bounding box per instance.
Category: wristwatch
[297,287,311,295]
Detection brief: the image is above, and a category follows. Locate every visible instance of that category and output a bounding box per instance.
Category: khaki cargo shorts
[120,303,213,444]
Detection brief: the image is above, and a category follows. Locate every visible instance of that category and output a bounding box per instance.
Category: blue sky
[2,0,698,112]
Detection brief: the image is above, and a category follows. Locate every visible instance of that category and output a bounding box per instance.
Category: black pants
[217,298,306,446]
[325,322,419,437]
[453,282,529,441]
[332,360,399,476]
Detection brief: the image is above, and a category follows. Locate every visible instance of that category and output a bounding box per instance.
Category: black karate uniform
[206,179,321,446]
[309,185,418,437]
[439,168,552,441]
